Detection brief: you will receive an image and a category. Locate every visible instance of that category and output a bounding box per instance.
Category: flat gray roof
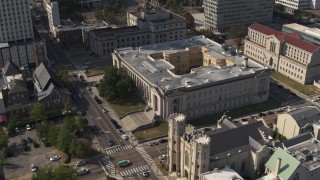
[115,36,267,93]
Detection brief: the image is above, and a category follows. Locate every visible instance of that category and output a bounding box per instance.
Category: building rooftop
[283,23,320,39]
[287,106,320,128]
[201,166,243,180]
[265,148,300,180]
[206,120,266,156]
[114,36,267,94]
[250,23,320,53]
[286,137,320,171]
[57,19,109,32]
[128,8,185,23]
[91,26,149,39]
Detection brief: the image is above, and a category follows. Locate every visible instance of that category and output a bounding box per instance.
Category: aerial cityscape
[1,0,320,180]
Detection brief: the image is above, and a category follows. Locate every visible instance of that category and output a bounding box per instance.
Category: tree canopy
[227,26,248,39]
[7,115,18,135]
[35,116,91,158]
[184,12,195,29]
[55,65,69,87]
[32,165,76,180]
[30,102,47,121]
[94,1,122,22]
[99,67,135,100]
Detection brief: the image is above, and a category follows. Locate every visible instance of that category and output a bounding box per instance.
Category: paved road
[69,73,159,179]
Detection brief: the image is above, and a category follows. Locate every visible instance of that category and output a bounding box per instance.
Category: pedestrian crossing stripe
[105,145,133,155]
[135,147,155,164]
[119,165,149,177]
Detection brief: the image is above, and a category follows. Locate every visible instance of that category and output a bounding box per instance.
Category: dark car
[23,145,31,151]
[277,85,284,89]
[5,150,14,158]
[159,139,168,143]
[27,137,33,143]
[258,112,267,117]
[266,111,275,115]
[111,120,122,129]
[22,139,28,146]
[108,140,114,146]
[33,142,40,148]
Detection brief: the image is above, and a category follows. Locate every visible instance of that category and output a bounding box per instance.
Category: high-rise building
[203,0,274,34]
[0,0,34,43]
[43,0,60,35]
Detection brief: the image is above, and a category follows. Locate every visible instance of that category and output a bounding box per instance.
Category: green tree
[0,128,8,150]
[106,175,117,180]
[35,121,51,139]
[94,9,105,20]
[30,102,47,121]
[32,165,76,180]
[184,12,195,29]
[47,126,60,146]
[196,29,215,39]
[227,26,248,39]
[55,65,69,86]
[69,139,92,158]
[57,126,72,152]
[274,4,284,12]
[7,115,18,135]
[99,67,135,99]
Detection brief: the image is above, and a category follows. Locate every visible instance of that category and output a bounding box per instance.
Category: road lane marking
[99,160,108,175]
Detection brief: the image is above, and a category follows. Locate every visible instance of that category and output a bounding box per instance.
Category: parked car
[121,134,128,140]
[276,108,284,112]
[117,129,124,134]
[158,139,168,143]
[149,141,159,146]
[108,140,114,146]
[23,145,30,151]
[86,86,91,90]
[50,155,61,162]
[312,97,320,102]
[78,93,83,99]
[102,108,107,113]
[27,137,33,143]
[21,139,28,146]
[142,171,149,177]
[159,154,167,160]
[258,112,267,117]
[33,142,40,148]
[112,120,121,129]
[26,124,32,131]
[31,164,38,172]
[15,127,20,134]
[76,167,89,176]
[75,160,86,167]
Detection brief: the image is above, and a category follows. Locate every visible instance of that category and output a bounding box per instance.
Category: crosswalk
[100,156,116,175]
[135,147,154,164]
[105,145,133,155]
[119,165,149,177]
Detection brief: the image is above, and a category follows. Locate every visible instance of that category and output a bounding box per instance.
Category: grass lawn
[189,98,281,127]
[108,96,146,117]
[85,69,104,77]
[133,122,168,140]
[271,71,319,96]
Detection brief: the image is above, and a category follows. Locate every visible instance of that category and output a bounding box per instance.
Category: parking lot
[4,127,63,179]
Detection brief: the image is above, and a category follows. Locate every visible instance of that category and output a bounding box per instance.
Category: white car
[75,160,86,167]
[102,108,107,113]
[76,167,89,175]
[50,155,61,162]
[121,134,128,140]
[78,93,83,99]
[159,154,167,160]
[26,124,32,131]
[276,108,284,112]
[15,127,20,133]
[31,164,38,172]
[312,97,320,102]
[142,171,149,177]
